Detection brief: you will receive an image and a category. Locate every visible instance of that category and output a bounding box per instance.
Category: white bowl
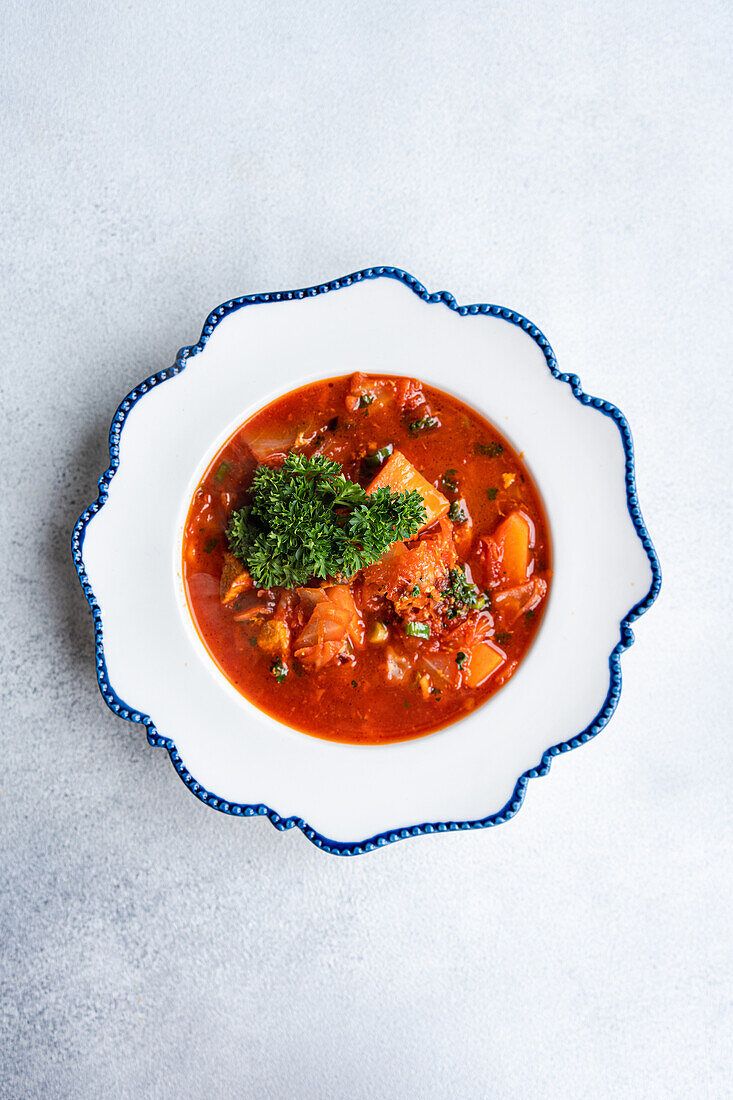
[72,268,660,854]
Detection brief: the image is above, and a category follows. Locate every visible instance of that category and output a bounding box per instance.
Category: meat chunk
[220,552,253,604]
[257,619,290,656]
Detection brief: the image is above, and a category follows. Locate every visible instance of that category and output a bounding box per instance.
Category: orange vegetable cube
[366,450,449,531]
[493,511,533,587]
[464,641,506,688]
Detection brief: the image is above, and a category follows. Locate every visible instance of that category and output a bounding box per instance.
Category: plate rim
[71,266,662,855]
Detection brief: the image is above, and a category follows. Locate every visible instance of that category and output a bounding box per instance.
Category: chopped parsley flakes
[444,567,485,618]
[475,441,503,458]
[409,415,440,434]
[270,657,288,682]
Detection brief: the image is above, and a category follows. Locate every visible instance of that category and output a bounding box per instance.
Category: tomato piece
[363,518,456,606]
[366,450,449,530]
[471,535,502,588]
[493,577,547,628]
[294,585,363,668]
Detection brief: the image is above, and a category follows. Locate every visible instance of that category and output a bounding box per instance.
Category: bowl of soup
[73,268,660,853]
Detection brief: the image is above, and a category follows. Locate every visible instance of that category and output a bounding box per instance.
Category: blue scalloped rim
[71,267,661,855]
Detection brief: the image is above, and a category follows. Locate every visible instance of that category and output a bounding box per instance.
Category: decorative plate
[72,268,660,854]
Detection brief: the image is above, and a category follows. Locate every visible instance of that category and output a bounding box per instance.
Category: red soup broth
[183,374,551,744]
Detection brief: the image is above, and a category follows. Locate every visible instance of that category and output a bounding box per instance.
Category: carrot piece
[464,641,505,688]
[365,450,449,530]
[493,511,533,587]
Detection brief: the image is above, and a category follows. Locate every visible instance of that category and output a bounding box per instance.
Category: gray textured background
[2,2,731,1097]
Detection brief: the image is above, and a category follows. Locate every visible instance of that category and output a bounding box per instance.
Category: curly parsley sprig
[227,452,426,588]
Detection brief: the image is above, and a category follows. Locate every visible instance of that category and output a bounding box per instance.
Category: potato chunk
[366,450,449,530]
[493,511,533,587]
[464,641,506,688]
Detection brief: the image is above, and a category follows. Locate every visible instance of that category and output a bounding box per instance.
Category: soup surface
[183,373,551,744]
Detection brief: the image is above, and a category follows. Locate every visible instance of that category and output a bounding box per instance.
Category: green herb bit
[486,487,499,501]
[431,687,442,700]
[226,452,427,588]
[441,469,458,493]
[351,680,358,688]
[203,537,219,553]
[409,415,440,434]
[270,657,288,682]
[455,651,467,669]
[249,636,258,647]
[214,461,231,483]
[403,700,410,708]
[364,443,394,468]
[448,500,468,524]
[525,608,535,621]
[475,441,503,458]
[405,621,430,639]
[495,632,512,646]
[358,393,375,408]
[411,584,421,597]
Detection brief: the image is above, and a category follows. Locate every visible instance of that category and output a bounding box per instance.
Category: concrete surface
[1,1,731,1097]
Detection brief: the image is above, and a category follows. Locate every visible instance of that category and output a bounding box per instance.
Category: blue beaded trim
[71,267,661,855]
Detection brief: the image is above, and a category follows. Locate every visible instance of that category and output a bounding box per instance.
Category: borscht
[182,373,551,744]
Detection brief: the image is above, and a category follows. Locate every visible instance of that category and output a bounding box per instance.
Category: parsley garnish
[486,487,498,501]
[203,537,219,553]
[448,500,468,524]
[455,651,467,669]
[475,441,503,458]
[411,584,421,597]
[358,393,375,408]
[227,452,426,588]
[441,469,458,492]
[444,567,485,619]
[495,631,512,646]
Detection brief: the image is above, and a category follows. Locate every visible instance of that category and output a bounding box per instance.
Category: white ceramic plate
[72,268,660,854]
